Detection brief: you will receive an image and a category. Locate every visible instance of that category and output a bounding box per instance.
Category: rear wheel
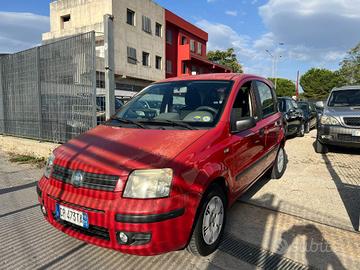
[271,146,287,179]
[187,185,226,256]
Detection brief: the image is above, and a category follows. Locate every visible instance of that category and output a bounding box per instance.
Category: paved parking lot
[1,131,360,270]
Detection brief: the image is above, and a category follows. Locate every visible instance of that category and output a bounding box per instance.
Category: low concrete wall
[0,135,60,159]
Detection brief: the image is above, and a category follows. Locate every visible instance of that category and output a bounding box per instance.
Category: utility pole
[104,14,115,120]
[265,43,284,89]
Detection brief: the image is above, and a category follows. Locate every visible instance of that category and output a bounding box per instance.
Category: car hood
[324,106,360,117]
[54,125,208,176]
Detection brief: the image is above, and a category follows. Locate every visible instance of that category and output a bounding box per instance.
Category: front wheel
[271,146,287,179]
[315,138,328,154]
[187,185,226,256]
[297,122,305,137]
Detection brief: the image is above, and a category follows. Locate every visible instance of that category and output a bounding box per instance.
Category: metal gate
[0,32,96,143]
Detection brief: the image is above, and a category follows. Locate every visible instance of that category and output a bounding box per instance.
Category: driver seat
[179,88,202,119]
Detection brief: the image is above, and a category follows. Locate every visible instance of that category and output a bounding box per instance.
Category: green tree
[207,48,243,73]
[339,43,360,85]
[300,68,344,99]
[268,78,296,97]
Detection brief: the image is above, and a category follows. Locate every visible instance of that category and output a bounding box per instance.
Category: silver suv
[315,85,360,153]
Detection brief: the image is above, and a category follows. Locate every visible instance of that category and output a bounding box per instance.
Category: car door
[309,104,317,127]
[286,99,299,134]
[224,80,266,193]
[254,81,281,169]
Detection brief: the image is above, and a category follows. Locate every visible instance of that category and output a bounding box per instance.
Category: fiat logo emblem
[71,171,84,188]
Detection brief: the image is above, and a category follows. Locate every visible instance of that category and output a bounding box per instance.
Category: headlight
[44,153,55,178]
[320,115,340,125]
[123,169,173,199]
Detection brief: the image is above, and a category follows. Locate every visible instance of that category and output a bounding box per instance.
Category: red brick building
[165,10,231,78]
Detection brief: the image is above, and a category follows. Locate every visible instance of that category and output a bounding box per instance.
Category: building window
[127,47,137,64]
[181,36,187,45]
[60,14,71,29]
[142,16,152,34]
[155,23,162,37]
[127,9,135,26]
[142,52,150,66]
[190,40,195,52]
[166,60,172,73]
[197,43,202,55]
[166,30,172,45]
[182,62,187,74]
[155,56,162,69]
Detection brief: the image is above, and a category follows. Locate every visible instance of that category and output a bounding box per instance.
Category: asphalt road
[1,131,360,270]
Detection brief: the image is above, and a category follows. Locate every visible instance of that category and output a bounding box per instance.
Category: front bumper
[37,178,201,256]
[317,124,360,148]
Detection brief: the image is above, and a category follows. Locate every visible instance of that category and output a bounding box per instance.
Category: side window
[256,81,275,118]
[291,100,298,109]
[231,81,253,122]
[286,100,292,111]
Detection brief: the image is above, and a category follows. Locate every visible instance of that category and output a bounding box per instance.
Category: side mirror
[315,101,324,109]
[231,117,256,133]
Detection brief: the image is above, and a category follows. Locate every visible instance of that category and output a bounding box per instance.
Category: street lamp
[265,43,284,89]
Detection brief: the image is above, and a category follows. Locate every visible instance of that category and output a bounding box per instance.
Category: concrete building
[43,0,231,95]
[43,0,165,93]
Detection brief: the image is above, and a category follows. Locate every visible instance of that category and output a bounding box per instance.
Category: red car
[37,73,286,256]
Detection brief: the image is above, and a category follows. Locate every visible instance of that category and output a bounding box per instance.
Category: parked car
[298,101,317,133]
[315,85,360,153]
[36,74,286,256]
[278,97,305,137]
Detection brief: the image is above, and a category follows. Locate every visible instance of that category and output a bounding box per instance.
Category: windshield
[328,89,360,107]
[114,80,233,129]
[299,103,309,113]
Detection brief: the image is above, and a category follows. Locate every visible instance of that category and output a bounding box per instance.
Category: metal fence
[0,32,96,143]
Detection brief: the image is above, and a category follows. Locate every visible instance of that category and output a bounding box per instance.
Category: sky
[1,0,360,82]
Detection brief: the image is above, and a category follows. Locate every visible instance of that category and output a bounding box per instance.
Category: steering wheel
[195,106,218,115]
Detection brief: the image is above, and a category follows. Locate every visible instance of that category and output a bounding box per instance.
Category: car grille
[338,134,360,143]
[52,165,119,191]
[52,212,110,241]
[343,117,360,127]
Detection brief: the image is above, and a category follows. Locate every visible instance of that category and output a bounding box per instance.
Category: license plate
[352,130,360,137]
[55,204,89,229]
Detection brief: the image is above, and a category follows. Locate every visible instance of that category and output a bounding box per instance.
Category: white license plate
[352,130,360,137]
[56,204,89,229]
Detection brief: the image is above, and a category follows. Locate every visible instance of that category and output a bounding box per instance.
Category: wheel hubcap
[277,148,285,173]
[202,196,224,245]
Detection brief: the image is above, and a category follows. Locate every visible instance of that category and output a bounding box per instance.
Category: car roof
[332,85,360,91]
[155,73,270,84]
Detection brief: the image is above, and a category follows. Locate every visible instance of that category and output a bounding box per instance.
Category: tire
[297,122,305,137]
[305,122,310,133]
[187,185,226,257]
[271,146,287,179]
[315,138,328,154]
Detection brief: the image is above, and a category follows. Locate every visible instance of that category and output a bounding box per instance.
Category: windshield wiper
[140,119,196,130]
[110,117,146,129]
